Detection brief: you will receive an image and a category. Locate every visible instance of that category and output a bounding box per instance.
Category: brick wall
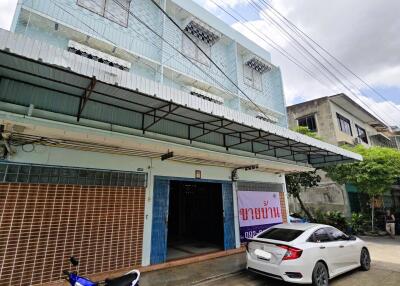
[0,183,145,286]
[279,192,288,223]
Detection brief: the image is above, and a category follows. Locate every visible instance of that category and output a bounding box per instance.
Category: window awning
[243,53,272,74]
[182,17,221,46]
[0,29,362,168]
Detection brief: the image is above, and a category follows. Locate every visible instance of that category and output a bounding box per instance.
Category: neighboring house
[385,127,400,211]
[287,93,399,216]
[0,1,360,285]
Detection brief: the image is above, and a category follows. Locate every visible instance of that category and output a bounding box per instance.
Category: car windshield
[257,228,304,242]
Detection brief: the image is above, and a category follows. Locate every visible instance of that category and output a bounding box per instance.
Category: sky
[1,0,399,127]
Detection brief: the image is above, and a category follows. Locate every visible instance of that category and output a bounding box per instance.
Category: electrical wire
[212,0,395,127]
[137,0,275,121]
[52,0,223,96]
[51,0,270,119]
[51,0,233,97]
[209,0,339,92]
[257,0,400,117]
[252,0,400,126]
[245,0,391,127]
[211,0,391,126]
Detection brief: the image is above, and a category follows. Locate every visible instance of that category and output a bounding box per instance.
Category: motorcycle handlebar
[63,270,70,276]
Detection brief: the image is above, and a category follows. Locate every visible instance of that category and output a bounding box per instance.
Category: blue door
[150,177,170,264]
[222,183,235,250]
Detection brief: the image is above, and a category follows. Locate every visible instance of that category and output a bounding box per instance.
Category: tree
[293,126,322,140]
[285,126,322,221]
[325,145,400,230]
[286,170,321,221]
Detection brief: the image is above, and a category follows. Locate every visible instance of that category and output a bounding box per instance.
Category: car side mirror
[70,256,79,266]
[348,235,357,241]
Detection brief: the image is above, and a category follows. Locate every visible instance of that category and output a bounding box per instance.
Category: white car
[246,223,370,286]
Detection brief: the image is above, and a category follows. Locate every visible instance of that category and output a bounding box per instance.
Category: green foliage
[286,126,324,221]
[293,126,322,140]
[286,171,321,221]
[325,145,400,198]
[314,211,369,234]
[349,213,367,235]
[314,210,348,232]
[286,170,321,197]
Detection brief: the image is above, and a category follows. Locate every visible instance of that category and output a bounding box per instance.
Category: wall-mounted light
[231,164,259,181]
[161,151,174,161]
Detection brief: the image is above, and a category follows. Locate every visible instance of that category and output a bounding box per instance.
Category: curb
[191,270,245,285]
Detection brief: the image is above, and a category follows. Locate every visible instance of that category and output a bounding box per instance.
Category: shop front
[150,176,235,264]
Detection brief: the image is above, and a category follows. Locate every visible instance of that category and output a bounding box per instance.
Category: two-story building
[0,1,360,285]
[287,93,397,216]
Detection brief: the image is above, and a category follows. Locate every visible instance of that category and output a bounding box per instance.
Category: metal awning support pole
[77,76,97,122]
[225,131,267,149]
[189,121,233,141]
[143,103,179,132]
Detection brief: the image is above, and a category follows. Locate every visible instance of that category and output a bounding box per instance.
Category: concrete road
[201,236,400,286]
[141,236,400,286]
[200,265,400,286]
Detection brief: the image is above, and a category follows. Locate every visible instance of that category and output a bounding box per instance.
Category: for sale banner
[238,191,283,242]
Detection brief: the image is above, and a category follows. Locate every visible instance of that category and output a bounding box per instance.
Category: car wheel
[312,262,329,286]
[360,248,371,271]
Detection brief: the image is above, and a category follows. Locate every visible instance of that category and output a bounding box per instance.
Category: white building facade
[287,94,395,215]
[0,1,360,285]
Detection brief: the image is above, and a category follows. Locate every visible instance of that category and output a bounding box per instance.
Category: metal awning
[0,29,362,168]
[183,17,221,46]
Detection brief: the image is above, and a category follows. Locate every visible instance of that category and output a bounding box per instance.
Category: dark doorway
[167,180,224,260]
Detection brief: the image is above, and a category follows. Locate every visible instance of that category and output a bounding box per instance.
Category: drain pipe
[231,164,259,181]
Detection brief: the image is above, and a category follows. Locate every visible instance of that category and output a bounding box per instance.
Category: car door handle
[339,245,345,248]
[319,246,326,249]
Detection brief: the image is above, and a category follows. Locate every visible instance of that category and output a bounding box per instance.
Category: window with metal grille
[182,34,211,66]
[355,124,368,144]
[337,113,353,136]
[243,64,263,91]
[0,162,147,187]
[298,114,317,132]
[237,181,284,192]
[77,0,130,27]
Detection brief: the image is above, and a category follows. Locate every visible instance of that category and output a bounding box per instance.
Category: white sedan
[246,223,370,286]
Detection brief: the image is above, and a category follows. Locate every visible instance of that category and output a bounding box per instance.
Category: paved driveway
[141,236,400,286]
[200,265,400,286]
[201,237,400,286]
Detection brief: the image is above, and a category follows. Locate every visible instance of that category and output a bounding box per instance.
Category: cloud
[353,95,400,127]
[0,0,18,30]
[197,0,248,10]
[228,0,400,126]
[1,0,399,127]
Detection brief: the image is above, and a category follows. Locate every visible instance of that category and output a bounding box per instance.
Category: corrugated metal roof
[0,29,362,167]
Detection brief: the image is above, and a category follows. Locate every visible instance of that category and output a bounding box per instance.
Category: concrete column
[282,175,291,223]
[141,161,154,266]
[232,181,241,248]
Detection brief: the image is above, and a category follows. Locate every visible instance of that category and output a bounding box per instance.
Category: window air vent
[243,54,272,73]
[183,17,221,46]
[68,40,131,71]
[256,112,278,123]
[190,87,224,105]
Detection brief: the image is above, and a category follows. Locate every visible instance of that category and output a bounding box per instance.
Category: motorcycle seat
[104,272,139,286]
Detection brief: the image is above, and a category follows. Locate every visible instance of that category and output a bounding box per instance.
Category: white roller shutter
[182,35,196,59]
[77,0,105,14]
[196,40,211,66]
[253,70,263,91]
[243,64,254,86]
[105,0,130,26]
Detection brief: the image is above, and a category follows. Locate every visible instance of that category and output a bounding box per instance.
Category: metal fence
[0,161,147,187]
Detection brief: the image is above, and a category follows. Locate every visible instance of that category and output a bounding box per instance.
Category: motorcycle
[63,256,140,286]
